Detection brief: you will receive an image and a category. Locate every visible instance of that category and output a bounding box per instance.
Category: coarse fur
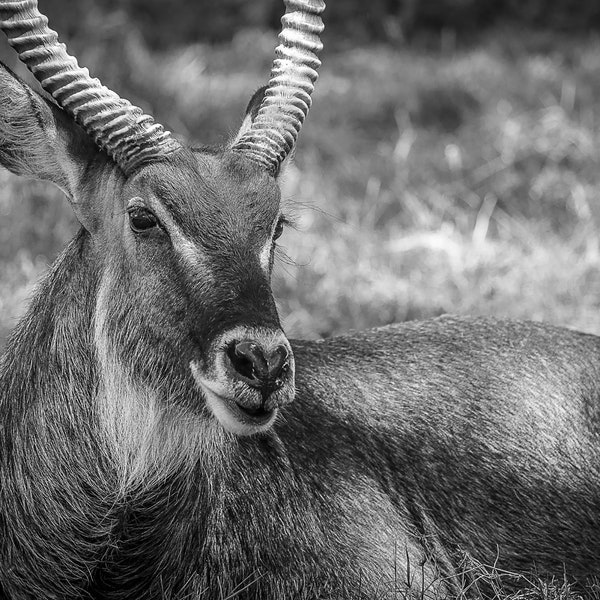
[1,26,600,600]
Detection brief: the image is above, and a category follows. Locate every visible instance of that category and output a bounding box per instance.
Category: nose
[226,340,290,397]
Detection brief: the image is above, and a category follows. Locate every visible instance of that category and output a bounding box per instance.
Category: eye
[273,218,285,241]
[128,207,158,233]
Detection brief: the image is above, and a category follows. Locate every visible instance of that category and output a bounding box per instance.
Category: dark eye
[129,207,158,233]
[273,218,285,241]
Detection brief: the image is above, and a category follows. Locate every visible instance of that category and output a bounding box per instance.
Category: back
[287,316,600,584]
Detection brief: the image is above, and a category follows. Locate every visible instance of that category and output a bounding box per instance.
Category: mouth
[190,364,278,435]
[219,392,277,427]
[236,403,275,421]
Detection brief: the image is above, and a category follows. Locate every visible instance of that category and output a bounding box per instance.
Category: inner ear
[231,86,267,145]
[0,62,106,231]
[231,86,295,175]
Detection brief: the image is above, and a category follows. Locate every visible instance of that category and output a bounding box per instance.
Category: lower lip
[233,402,276,424]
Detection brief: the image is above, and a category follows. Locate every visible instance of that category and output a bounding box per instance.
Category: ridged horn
[0,0,182,174]
[232,0,325,175]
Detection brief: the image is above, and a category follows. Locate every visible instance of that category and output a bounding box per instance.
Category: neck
[0,230,216,596]
[0,229,100,443]
[0,230,118,597]
[0,233,338,599]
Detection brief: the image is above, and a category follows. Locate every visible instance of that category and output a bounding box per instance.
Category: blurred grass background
[2,1,600,352]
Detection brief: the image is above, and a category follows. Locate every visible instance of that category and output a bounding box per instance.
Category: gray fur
[1,29,600,600]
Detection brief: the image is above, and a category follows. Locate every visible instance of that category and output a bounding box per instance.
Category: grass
[448,556,600,600]
[327,553,600,600]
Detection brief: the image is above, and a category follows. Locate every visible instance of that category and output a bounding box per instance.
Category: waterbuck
[1,0,600,599]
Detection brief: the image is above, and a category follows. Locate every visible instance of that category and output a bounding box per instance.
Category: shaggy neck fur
[0,230,382,600]
[0,231,226,598]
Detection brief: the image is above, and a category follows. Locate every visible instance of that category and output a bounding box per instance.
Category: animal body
[0,1,599,599]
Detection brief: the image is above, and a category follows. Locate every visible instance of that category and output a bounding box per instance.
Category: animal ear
[231,86,296,173]
[233,86,267,143]
[0,62,101,224]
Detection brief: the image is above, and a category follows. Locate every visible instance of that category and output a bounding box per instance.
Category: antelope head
[0,0,324,436]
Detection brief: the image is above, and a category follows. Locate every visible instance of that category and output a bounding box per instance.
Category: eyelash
[274,215,293,241]
[273,219,285,241]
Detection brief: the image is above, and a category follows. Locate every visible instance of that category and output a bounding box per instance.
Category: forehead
[129,151,281,243]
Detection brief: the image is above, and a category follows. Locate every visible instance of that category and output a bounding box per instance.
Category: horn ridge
[0,0,182,174]
[232,0,325,175]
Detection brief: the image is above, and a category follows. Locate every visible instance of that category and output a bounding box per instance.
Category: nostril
[226,340,290,392]
[266,345,289,380]
[227,341,269,383]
